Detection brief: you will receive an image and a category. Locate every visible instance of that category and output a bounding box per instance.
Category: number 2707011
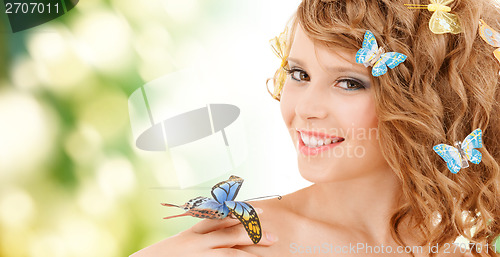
[5,2,60,14]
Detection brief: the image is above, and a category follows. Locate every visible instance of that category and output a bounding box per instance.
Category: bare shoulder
[247,187,306,220]
[247,192,296,221]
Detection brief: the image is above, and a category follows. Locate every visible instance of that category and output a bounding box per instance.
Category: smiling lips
[296,129,345,156]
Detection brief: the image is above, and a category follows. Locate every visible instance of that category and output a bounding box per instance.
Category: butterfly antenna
[161,203,181,208]
[243,195,282,201]
[163,213,192,219]
[404,4,428,9]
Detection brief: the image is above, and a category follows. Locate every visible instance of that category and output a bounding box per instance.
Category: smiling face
[280,25,391,183]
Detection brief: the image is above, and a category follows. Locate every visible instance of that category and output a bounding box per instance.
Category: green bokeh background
[0,0,296,256]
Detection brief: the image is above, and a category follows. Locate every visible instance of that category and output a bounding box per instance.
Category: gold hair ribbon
[405,0,462,34]
[478,19,500,65]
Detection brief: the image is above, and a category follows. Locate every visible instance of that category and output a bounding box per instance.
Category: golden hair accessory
[269,27,289,100]
[405,0,462,34]
[478,19,500,65]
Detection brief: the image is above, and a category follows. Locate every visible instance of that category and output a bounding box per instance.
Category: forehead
[288,25,367,74]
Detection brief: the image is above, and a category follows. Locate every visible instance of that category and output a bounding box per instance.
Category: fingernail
[266,232,278,242]
[255,208,263,214]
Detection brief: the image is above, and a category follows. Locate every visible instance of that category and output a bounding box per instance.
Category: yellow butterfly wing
[226,201,262,244]
[479,19,500,47]
[270,27,288,60]
[269,28,290,99]
[494,49,500,64]
[429,11,461,34]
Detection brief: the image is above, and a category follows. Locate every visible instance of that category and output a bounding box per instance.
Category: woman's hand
[129,208,278,257]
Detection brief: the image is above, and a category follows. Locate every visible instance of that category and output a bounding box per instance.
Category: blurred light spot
[1,228,32,257]
[162,0,200,24]
[77,179,113,216]
[64,123,102,165]
[0,90,58,179]
[58,217,118,257]
[29,234,66,257]
[72,11,133,74]
[27,25,91,93]
[97,156,136,199]
[130,146,177,188]
[111,0,164,24]
[454,235,470,248]
[0,187,35,228]
[173,40,205,67]
[134,22,176,81]
[78,90,128,140]
[11,56,40,90]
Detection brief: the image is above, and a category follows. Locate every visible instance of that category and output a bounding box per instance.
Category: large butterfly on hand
[355,30,407,77]
[433,128,483,174]
[161,175,262,244]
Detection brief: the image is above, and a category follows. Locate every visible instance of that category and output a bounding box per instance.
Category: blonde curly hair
[269,0,500,256]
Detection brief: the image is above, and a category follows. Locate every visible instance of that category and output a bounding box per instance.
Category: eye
[335,79,366,91]
[284,68,310,82]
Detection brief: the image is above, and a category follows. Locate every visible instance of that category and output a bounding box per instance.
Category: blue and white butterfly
[433,128,483,174]
[161,175,262,244]
[355,30,407,77]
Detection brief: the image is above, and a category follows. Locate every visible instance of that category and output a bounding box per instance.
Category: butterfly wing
[355,47,373,65]
[356,30,378,64]
[270,27,288,59]
[429,11,461,34]
[211,175,244,204]
[384,52,408,69]
[371,58,388,77]
[371,52,407,77]
[494,49,500,64]
[225,201,262,244]
[433,144,462,174]
[479,20,500,47]
[461,128,483,164]
[162,197,229,219]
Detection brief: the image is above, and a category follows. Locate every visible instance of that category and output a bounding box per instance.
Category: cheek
[334,94,378,132]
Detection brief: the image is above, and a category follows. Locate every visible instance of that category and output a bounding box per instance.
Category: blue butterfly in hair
[433,128,483,174]
[161,175,262,244]
[355,30,407,77]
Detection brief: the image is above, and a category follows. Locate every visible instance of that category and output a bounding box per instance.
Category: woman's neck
[293,167,407,245]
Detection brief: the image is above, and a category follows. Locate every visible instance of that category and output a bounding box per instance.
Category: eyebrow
[287,57,369,77]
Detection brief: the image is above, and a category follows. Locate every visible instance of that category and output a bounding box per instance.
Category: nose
[295,81,328,121]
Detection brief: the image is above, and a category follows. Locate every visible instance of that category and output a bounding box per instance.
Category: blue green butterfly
[161,175,262,244]
[355,30,407,77]
[433,128,483,174]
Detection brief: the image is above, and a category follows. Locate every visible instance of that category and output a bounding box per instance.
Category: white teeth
[301,133,310,145]
[299,132,343,148]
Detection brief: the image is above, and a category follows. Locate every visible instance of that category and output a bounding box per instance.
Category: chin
[297,160,363,183]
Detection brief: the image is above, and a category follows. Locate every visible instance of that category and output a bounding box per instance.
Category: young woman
[130,0,500,256]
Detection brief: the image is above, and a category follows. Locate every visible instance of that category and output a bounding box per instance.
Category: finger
[191,217,242,234]
[206,223,277,248]
[207,248,260,257]
[191,208,263,234]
